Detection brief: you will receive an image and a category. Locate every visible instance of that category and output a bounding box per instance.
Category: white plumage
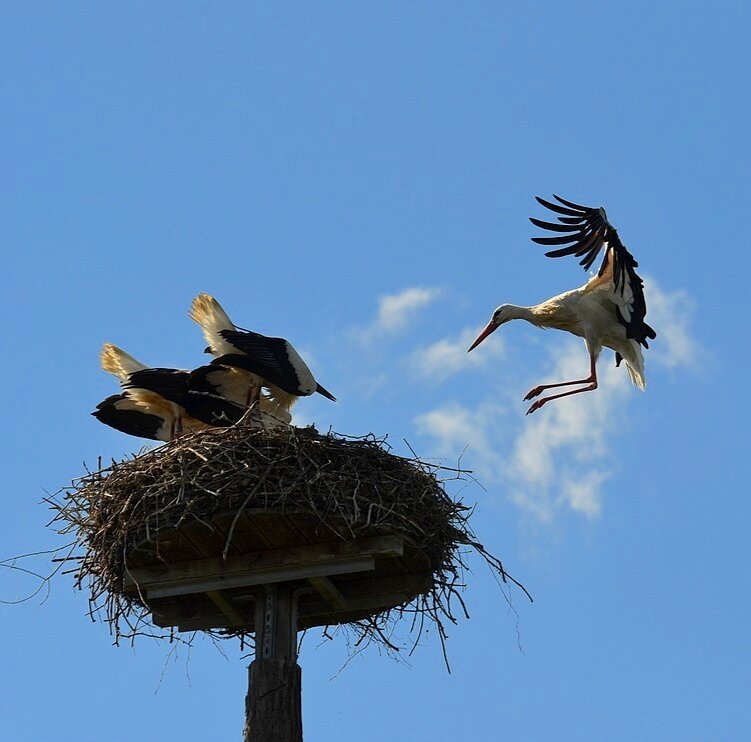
[99,343,147,382]
[468,195,656,415]
[189,293,336,414]
[99,343,210,438]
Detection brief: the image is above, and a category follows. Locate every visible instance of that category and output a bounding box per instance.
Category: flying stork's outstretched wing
[530,194,656,349]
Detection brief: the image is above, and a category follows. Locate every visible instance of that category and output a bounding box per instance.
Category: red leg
[238,385,262,427]
[245,384,261,408]
[170,417,181,440]
[525,356,598,414]
[523,353,599,400]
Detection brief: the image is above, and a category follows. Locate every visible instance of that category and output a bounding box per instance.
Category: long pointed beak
[467,321,498,352]
[316,383,337,402]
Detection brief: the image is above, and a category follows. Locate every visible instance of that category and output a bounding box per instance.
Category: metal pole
[244,585,303,742]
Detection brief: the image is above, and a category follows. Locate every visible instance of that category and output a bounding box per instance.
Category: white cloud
[643,276,699,370]
[414,337,640,522]
[409,326,505,382]
[413,402,505,479]
[413,278,702,524]
[562,471,608,520]
[334,287,443,402]
[502,339,628,521]
[373,287,442,334]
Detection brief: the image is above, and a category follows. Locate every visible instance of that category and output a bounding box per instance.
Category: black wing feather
[92,394,165,440]
[186,365,221,396]
[215,328,305,395]
[219,330,335,401]
[553,194,591,211]
[532,233,588,246]
[124,368,190,405]
[185,365,248,424]
[544,245,582,258]
[531,195,656,348]
[542,226,599,262]
[534,196,583,217]
[183,391,244,426]
[528,218,583,233]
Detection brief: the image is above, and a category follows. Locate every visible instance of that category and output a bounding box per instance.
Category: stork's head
[467,305,512,352]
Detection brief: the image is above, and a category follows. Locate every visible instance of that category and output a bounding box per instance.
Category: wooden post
[122,529,417,739]
[244,585,303,742]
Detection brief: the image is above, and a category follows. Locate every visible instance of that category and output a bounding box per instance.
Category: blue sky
[2,3,749,740]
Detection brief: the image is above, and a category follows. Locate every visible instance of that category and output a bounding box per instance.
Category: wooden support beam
[307,576,348,611]
[162,572,434,633]
[205,590,247,627]
[147,555,375,600]
[124,535,404,600]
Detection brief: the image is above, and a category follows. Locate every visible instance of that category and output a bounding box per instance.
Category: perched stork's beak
[467,321,498,352]
[316,383,337,402]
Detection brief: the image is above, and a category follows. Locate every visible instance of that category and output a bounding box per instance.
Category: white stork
[99,344,239,436]
[188,363,293,427]
[468,195,656,415]
[91,394,198,442]
[189,293,336,413]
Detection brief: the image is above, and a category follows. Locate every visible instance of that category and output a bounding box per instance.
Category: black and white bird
[91,393,195,442]
[468,195,656,415]
[188,363,293,426]
[189,293,336,414]
[99,343,241,436]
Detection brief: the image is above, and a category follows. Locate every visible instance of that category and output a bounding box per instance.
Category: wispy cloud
[414,401,506,479]
[371,287,442,334]
[413,340,628,522]
[335,286,443,400]
[413,279,701,524]
[644,276,700,370]
[562,470,609,519]
[409,326,505,383]
[504,340,626,522]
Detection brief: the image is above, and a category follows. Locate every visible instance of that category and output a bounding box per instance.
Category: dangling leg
[525,354,598,415]
[523,350,599,401]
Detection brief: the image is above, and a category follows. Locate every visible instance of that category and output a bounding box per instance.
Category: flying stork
[468,195,656,415]
[189,293,336,413]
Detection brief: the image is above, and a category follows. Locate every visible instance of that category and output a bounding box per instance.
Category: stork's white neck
[502,304,540,325]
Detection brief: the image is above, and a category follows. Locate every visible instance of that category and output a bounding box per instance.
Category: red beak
[467,321,498,352]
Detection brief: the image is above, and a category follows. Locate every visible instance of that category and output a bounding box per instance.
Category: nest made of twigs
[49,425,528,659]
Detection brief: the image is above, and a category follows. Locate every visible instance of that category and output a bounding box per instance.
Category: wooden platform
[123,508,434,633]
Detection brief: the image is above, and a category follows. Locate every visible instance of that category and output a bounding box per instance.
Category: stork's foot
[525,398,548,415]
[238,401,260,427]
[523,385,546,401]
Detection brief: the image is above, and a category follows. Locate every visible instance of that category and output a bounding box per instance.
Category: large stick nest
[49,425,529,659]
